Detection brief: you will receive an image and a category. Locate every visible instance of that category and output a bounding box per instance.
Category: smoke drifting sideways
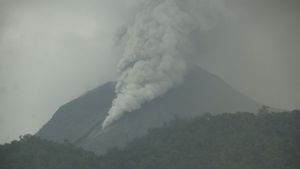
[102,0,229,129]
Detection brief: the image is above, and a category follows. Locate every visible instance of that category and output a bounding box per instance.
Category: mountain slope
[4,111,299,169]
[98,111,300,169]
[36,66,261,154]
[0,135,98,169]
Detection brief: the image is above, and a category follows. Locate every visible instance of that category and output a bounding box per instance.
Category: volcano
[36,66,261,154]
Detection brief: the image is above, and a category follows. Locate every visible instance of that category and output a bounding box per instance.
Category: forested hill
[99,110,300,169]
[0,135,98,169]
[1,110,300,169]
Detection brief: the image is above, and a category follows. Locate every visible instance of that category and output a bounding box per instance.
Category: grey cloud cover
[102,0,229,128]
[0,0,300,143]
[0,0,138,143]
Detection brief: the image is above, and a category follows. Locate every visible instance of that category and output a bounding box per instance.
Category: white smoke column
[102,0,225,129]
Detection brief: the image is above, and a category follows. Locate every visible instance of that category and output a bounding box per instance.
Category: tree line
[1,110,299,169]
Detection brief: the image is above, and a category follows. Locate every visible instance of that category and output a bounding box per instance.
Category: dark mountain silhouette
[36,66,261,154]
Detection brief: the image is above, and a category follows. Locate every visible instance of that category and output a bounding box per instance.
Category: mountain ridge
[36,66,261,154]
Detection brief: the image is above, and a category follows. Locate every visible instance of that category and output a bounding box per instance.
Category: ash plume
[102,0,227,129]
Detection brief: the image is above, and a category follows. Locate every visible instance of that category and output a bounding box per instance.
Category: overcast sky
[0,0,299,143]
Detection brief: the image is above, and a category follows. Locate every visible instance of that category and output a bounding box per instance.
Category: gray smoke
[102,0,228,128]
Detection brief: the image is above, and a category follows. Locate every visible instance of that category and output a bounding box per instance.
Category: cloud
[102,0,230,128]
[1,0,299,142]
[0,0,135,143]
[103,0,300,128]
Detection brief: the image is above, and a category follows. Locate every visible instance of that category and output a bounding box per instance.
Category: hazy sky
[0,0,299,143]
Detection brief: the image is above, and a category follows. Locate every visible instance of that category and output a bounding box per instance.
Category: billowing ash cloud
[102,0,227,129]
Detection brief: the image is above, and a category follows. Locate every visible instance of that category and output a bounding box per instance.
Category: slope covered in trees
[0,135,98,169]
[99,110,300,169]
[1,110,300,169]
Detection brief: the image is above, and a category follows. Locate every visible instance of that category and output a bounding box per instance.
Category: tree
[258,105,270,114]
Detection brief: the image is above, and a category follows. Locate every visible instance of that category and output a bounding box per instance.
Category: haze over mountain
[1,0,300,144]
[37,66,260,154]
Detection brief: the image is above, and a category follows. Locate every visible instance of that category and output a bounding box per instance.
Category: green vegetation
[1,110,300,169]
[0,135,98,169]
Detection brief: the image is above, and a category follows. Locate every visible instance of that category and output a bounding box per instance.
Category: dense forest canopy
[1,110,299,169]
